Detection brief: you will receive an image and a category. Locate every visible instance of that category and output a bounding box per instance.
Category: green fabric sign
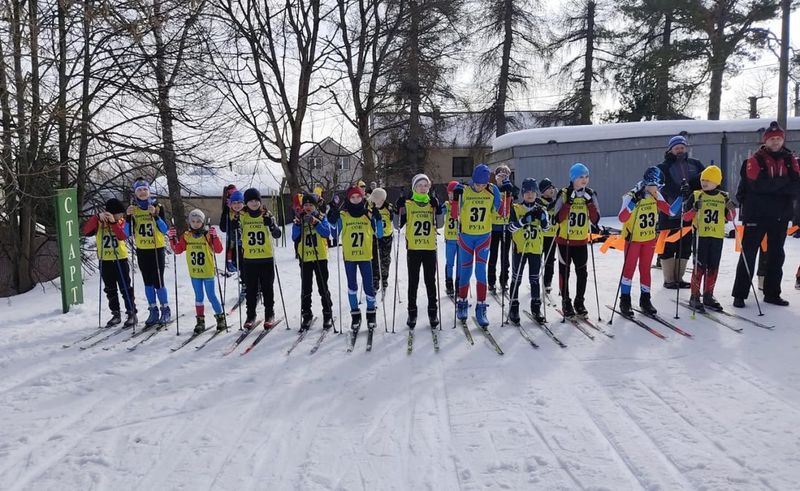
[55,188,83,313]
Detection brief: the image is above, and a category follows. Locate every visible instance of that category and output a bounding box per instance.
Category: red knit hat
[763,121,785,143]
[346,186,364,200]
[447,180,459,193]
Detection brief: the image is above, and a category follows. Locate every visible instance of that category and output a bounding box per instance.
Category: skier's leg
[474,234,492,302]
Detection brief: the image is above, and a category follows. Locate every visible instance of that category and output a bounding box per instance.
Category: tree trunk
[579,0,595,124]
[655,14,671,118]
[707,50,724,120]
[57,0,69,189]
[77,0,92,212]
[776,0,790,128]
[358,114,376,184]
[403,0,424,177]
[495,0,514,137]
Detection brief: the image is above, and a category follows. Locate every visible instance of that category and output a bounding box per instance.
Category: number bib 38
[184,232,215,279]
[623,196,657,242]
[460,186,494,235]
[341,212,373,261]
[132,207,165,249]
[241,213,274,259]
[405,202,436,251]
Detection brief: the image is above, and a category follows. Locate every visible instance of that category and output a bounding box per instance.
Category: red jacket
[82,215,127,240]
[738,146,800,222]
[171,230,223,255]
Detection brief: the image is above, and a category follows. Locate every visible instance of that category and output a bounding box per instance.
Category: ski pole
[98,221,105,330]
[691,215,700,320]
[207,218,226,330]
[674,179,687,320]
[540,222,561,323]
[432,206,443,330]
[235,227,243,331]
[170,218,180,336]
[222,212,228,310]
[377,233,389,332]
[272,237,290,331]
[451,196,462,330]
[309,220,337,332]
[506,226,530,327]
[608,211,638,326]
[391,223,401,334]
[111,226,136,333]
[335,223,342,335]
[732,214,764,316]
[588,227,602,321]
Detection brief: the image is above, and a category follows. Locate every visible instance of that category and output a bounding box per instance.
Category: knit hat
[763,121,785,143]
[105,198,126,215]
[346,186,364,200]
[131,178,150,193]
[224,184,237,197]
[313,185,324,197]
[700,165,722,186]
[243,188,261,203]
[188,209,206,223]
[447,180,459,193]
[521,178,538,194]
[228,190,244,204]
[538,178,554,193]
[472,164,491,185]
[302,192,319,206]
[368,187,387,204]
[411,174,430,191]
[642,166,664,186]
[667,135,688,151]
[569,162,590,182]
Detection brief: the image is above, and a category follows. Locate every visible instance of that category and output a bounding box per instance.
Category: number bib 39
[405,202,436,251]
[132,207,165,249]
[460,186,494,235]
[341,212,373,261]
[558,198,590,241]
[96,226,128,261]
[184,232,215,279]
[623,195,657,242]
[241,213,274,259]
[300,223,328,262]
[694,190,726,239]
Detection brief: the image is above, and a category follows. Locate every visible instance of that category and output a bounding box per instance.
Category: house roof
[151,167,280,198]
[299,137,355,159]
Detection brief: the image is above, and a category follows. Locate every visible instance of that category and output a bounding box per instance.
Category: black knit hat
[302,192,319,206]
[105,198,126,215]
[243,188,261,203]
[538,178,554,193]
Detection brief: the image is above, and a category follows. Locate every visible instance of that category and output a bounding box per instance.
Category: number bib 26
[405,202,436,251]
[95,226,128,261]
[241,214,274,259]
[341,212,373,261]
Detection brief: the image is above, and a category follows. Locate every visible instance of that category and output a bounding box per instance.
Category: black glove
[395,196,406,210]
[680,181,691,200]
[531,204,544,217]
[453,183,464,201]
[500,179,515,193]
[692,198,702,211]
[270,226,282,239]
[429,195,440,211]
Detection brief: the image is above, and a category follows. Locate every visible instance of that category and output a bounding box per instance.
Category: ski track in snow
[1,233,800,489]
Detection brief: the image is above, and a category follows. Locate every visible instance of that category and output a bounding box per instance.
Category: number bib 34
[241,214,274,259]
[341,212,373,261]
[184,232,215,279]
[406,202,436,251]
[694,191,726,239]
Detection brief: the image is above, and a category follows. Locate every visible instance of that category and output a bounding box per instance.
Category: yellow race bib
[622,195,658,242]
[96,224,128,261]
[460,186,494,235]
[537,197,557,238]
[557,193,590,241]
[444,202,459,241]
[131,207,165,249]
[341,212,373,261]
[405,201,436,251]
[298,222,329,262]
[377,206,393,237]
[184,232,215,279]
[240,213,274,259]
[694,190,727,239]
[511,203,544,254]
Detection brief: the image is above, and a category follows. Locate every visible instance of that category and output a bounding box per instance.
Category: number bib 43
[300,223,328,262]
[341,212,373,261]
[184,233,215,279]
[406,202,436,251]
[241,214,274,259]
[96,226,128,261]
[132,208,165,249]
[460,187,494,235]
[444,202,458,241]
[694,191,726,239]
[624,196,657,242]
[558,198,590,241]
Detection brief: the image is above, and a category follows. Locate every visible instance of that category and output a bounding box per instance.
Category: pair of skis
[555,309,615,340]
[605,305,693,339]
[406,324,441,355]
[347,323,375,353]
[454,317,504,355]
[673,299,774,332]
[523,310,567,348]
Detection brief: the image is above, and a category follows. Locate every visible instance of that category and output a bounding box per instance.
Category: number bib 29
[405,202,436,251]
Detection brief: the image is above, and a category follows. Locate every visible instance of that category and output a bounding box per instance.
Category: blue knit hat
[521,178,538,194]
[131,178,150,193]
[569,163,589,182]
[228,190,244,203]
[667,135,687,150]
[472,164,491,185]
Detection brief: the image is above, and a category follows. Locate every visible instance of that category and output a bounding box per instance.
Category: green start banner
[55,188,83,313]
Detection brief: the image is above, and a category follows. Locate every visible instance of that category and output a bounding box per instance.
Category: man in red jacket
[732,121,800,307]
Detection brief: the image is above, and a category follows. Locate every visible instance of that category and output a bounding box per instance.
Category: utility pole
[795,82,800,117]
[777,0,790,127]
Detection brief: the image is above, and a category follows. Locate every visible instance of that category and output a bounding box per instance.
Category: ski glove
[500,180,515,193]
[680,181,692,200]
[453,183,464,200]
[269,225,282,239]
[395,196,406,210]
[429,195,440,211]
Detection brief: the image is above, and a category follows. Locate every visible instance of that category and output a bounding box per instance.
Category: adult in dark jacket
[732,122,800,307]
[656,135,705,289]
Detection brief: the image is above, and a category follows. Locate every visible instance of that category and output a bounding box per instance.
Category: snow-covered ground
[2,222,800,490]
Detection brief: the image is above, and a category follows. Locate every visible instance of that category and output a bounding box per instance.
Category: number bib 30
[241,213,274,259]
[558,198,590,241]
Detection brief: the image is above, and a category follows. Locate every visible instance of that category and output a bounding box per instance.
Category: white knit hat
[188,209,206,223]
[411,173,430,192]
[368,187,387,204]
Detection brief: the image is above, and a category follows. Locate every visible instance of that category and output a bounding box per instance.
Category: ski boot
[243,314,257,330]
[531,299,545,324]
[366,309,377,331]
[406,307,417,329]
[264,310,276,328]
[301,313,314,331]
[456,299,469,322]
[214,313,227,331]
[619,294,634,317]
[350,310,362,330]
[159,305,172,325]
[561,298,576,318]
[194,316,206,335]
[639,292,657,316]
[106,311,122,328]
[144,306,160,326]
[225,260,237,274]
[688,294,706,313]
[763,295,789,306]
[796,277,800,290]
[445,277,454,297]
[428,307,439,328]
[488,284,497,296]
[574,297,588,317]
[322,312,333,330]
[757,276,764,291]
[475,302,489,328]
[702,293,723,312]
[508,300,521,325]
[733,297,745,308]
[123,311,138,328]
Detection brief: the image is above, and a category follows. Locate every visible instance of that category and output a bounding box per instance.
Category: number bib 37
[460,187,494,235]
[558,198,590,241]
[132,207,165,249]
[341,212,373,261]
[405,202,436,251]
[184,232,215,278]
[241,214,274,259]
[96,226,128,261]
[624,196,657,242]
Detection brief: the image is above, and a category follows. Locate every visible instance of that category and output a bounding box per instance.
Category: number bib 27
[341,212,373,261]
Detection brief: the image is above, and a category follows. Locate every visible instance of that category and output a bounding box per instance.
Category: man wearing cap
[732,121,800,307]
[656,135,706,289]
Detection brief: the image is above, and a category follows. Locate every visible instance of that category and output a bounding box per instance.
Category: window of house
[310,157,323,170]
[339,157,350,171]
[452,156,473,178]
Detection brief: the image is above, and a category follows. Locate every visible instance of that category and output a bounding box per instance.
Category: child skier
[330,185,382,331]
[443,180,460,297]
[488,165,518,296]
[126,178,171,326]
[682,165,736,312]
[397,174,441,328]
[507,178,550,324]
[452,163,502,326]
[553,163,601,318]
[219,185,239,273]
[168,210,227,334]
[232,188,282,329]
[536,178,558,293]
[368,187,394,294]
[220,189,246,304]
[82,198,137,327]
[292,192,334,330]
[616,166,673,317]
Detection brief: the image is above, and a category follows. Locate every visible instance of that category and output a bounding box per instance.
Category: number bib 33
[624,197,657,242]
